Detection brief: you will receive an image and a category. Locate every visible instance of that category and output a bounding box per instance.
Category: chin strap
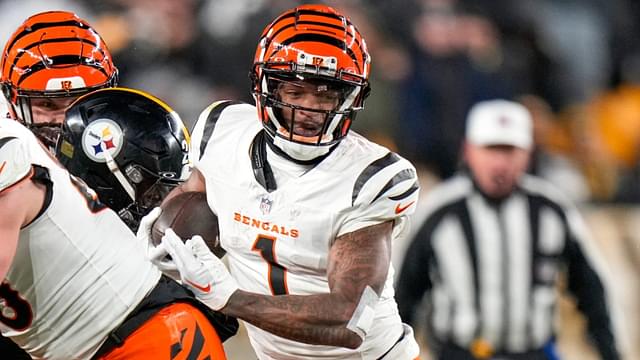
[265,130,338,166]
[102,147,136,202]
[250,130,277,192]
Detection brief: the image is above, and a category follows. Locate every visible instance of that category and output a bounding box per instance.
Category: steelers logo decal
[81,119,124,163]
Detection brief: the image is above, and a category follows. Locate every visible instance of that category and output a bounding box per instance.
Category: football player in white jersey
[139,4,422,359]
[0,10,120,358]
[0,117,229,359]
[0,11,237,359]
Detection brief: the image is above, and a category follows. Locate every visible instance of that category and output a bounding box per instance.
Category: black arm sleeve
[0,336,30,359]
[395,219,434,326]
[565,238,620,360]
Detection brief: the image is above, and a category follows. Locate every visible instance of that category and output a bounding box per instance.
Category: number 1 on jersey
[252,234,288,295]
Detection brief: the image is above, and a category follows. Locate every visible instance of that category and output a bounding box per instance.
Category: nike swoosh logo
[395,201,415,214]
[186,280,211,293]
[0,161,6,175]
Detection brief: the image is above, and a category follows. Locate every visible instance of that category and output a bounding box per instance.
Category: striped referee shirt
[396,172,619,359]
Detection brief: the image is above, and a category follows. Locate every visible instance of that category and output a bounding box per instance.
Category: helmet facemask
[253,60,369,162]
[256,71,363,161]
[119,164,183,230]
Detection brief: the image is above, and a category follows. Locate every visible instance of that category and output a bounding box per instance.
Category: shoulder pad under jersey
[190,100,246,162]
[351,151,420,219]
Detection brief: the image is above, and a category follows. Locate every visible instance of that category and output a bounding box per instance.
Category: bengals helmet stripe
[269,21,361,48]
[275,8,355,27]
[1,11,117,99]
[263,10,366,70]
[17,54,112,87]
[2,18,91,59]
[268,12,358,37]
[2,17,112,81]
[6,37,111,85]
[279,33,362,72]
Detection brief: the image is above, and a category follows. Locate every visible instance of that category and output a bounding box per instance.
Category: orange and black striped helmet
[0,11,118,124]
[251,4,371,161]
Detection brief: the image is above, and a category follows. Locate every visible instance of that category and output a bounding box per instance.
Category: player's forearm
[223,290,363,349]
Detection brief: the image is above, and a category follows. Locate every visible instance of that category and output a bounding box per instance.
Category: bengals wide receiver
[139,4,422,359]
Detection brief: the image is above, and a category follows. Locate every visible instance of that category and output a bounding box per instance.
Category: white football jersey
[192,102,420,359]
[0,118,161,360]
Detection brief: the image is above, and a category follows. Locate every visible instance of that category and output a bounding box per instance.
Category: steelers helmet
[56,87,190,229]
[0,11,118,148]
[251,4,371,162]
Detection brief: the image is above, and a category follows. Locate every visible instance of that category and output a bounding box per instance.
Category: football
[151,191,225,257]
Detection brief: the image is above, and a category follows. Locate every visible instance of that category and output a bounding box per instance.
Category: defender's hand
[136,207,179,278]
[136,207,161,246]
[162,229,238,311]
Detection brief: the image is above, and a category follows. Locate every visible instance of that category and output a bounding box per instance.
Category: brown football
[151,191,225,257]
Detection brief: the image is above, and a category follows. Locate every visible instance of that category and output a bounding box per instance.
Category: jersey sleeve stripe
[351,152,400,205]
[281,34,361,72]
[389,181,419,201]
[199,100,242,160]
[0,136,17,149]
[0,166,33,194]
[371,168,417,203]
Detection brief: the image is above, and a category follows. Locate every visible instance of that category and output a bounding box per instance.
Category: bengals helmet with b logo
[251,4,371,162]
[0,11,118,147]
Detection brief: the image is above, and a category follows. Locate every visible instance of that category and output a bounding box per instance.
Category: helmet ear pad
[1,83,13,102]
[56,88,189,220]
[0,83,19,120]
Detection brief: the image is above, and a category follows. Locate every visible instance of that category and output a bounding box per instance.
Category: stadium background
[1,0,638,358]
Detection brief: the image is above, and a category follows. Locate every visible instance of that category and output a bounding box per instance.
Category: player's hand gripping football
[161,229,239,311]
[136,207,180,279]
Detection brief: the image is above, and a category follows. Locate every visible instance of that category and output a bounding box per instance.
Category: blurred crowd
[3,0,640,204]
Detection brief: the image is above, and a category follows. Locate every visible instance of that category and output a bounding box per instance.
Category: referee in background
[396,99,620,360]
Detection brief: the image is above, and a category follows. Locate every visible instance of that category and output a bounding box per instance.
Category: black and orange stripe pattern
[254,5,370,81]
[252,4,371,141]
[0,11,117,102]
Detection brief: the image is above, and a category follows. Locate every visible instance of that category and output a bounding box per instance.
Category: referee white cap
[465,99,533,150]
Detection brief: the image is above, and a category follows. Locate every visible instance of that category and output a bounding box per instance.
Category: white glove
[136,207,179,279]
[161,228,239,311]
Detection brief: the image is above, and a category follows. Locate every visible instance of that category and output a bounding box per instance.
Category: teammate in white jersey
[0,11,234,359]
[0,118,229,359]
[140,4,422,359]
[0,10,120,357]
